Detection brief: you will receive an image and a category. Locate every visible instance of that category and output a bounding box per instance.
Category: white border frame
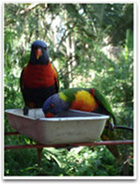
[1,1,138,181]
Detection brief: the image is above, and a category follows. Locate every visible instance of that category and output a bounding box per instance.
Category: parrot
[20,40,59,115]
[42,87,115,123]
[42,87,120,159]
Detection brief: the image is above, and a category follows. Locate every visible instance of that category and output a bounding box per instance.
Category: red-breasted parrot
[42,87,120,159]
[20,40,59,115]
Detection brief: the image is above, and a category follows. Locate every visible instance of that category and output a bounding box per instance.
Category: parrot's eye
[44,47,47,50]
[50,104,54,108]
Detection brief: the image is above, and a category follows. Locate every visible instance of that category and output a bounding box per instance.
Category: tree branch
[18,3,40,15]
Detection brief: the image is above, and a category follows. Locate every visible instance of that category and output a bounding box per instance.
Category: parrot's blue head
[30,40,49,65]
[42,94,70,117]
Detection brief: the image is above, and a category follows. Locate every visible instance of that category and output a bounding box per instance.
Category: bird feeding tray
[5,109,109,145]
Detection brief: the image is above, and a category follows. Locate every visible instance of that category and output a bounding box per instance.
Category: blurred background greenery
[4,3,133,176]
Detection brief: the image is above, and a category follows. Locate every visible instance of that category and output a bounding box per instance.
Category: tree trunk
[35,8,39,40]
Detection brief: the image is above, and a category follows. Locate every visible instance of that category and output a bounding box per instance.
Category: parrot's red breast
[22,62,58,89]
[20,61,59,108]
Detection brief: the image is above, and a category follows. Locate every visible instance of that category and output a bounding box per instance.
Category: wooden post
[37,147,43,168]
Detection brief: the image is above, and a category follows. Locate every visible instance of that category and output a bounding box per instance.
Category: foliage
[5,145,133,176]
[4,3,134,176]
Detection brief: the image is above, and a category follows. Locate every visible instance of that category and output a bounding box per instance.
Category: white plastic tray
[5,109,109,145]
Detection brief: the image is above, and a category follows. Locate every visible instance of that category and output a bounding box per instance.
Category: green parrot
[42,87,120,159]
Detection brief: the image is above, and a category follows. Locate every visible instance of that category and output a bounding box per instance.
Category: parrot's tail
[101,129,121,159]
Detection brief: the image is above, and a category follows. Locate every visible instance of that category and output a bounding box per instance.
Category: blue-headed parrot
[20,40,59,115]
[42,87,120,159]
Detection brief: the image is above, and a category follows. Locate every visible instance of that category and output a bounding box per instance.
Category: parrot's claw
[105,122,114,131]
[108,122,115,131]
[23,106,29,115]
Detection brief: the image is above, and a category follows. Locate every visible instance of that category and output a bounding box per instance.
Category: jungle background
[4,3,133,176]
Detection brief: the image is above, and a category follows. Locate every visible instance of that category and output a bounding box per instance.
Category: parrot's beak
[45,112,55,118]
[35,48,42,59]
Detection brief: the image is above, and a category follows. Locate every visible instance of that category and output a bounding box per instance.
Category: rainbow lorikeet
[20,40,59,115]
[43,87,115,123]
[42,87,120,159]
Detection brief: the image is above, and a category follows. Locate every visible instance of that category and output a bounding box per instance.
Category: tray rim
[5,108,110,122]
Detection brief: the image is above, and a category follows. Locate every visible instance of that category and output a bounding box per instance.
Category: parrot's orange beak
[45,112,55,118]
[35,48,42,59]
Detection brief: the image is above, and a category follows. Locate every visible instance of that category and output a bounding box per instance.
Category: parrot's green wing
[93,88,116,125]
